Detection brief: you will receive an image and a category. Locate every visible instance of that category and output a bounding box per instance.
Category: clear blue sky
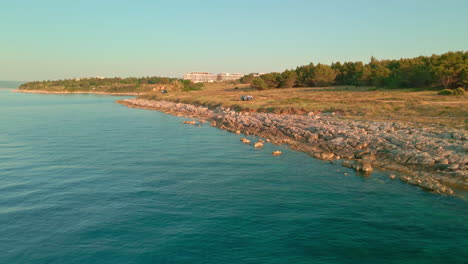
[1,0,467,81]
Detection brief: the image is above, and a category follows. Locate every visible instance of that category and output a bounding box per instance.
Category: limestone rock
[342,160,354,168]
[240,138,251,144]
[254,142,264,148]
[355,159,373,174]
[314,152,335,160]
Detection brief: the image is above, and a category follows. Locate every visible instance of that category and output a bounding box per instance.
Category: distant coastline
[13,89,142,96]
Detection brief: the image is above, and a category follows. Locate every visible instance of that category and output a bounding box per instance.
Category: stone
[355,159,373,174]
[435,159,449,165]
[354,149,371,159]
[307,133,319,142]
[356,143,369,150]
[240,138,251,144]
[448,164,460,171]
[254,142,264,148]
[361,153,376,161]
[342,160,354,168]
[313,152,335,160]
[329,137,345,145]
[400,175,413,183]
[272,151,282,156]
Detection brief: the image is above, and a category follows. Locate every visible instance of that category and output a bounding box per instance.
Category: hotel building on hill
[183,72,245,83]
[217,73,244,82]
[182,72,218,83]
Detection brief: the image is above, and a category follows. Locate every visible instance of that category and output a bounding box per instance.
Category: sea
[0,88,467,264]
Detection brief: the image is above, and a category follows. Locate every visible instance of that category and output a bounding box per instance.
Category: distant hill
[0,81,26,88]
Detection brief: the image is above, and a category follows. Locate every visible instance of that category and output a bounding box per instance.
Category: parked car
[241,95,254,101]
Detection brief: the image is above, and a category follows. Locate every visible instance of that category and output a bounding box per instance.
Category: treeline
[19,76,204,92]
[240,51,467,90]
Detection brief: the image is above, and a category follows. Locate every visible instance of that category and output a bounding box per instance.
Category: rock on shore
[117,98,467,196]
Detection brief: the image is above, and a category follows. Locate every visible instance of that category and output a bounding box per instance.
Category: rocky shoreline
[118,98,468,196]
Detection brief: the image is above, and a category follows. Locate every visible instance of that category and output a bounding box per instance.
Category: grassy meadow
[141,83,467,129]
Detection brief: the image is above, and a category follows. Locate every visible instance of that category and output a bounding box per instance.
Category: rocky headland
[118,98,467,196]
[14,90,141,96]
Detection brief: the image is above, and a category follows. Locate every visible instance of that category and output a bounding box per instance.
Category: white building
[217,73,244,82]
[74,76,106,81]
[252,73,266,77]
[183,72,245,83]
[182,72,218,83]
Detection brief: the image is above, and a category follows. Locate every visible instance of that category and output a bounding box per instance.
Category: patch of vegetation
[19,76,204,93]
[453,87,465,96]
[251,78,269,90]
[437,89,453,95]
[243,51,467,91]
[181,80,204,91]
[437,87,466,96]
[140,92,159,100]
[239,74,255,84]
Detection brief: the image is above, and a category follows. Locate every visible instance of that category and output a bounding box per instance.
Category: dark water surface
[1,90,467,263]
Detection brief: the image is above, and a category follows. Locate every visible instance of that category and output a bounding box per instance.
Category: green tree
[261,72,281,88]
[368,57,391,87]
[331,62,345,85]
[278,70,298,88]
[432,51,467,88]
[240,74,255,84]
[251,77,268,90]
[305,64,337,87]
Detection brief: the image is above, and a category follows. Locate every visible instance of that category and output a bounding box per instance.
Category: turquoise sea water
[1,89,467,264]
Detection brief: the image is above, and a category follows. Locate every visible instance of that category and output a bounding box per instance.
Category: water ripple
[0,90,467,264]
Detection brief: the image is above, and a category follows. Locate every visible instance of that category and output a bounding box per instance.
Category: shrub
[437,89,453,95]
[452,87,465,96]
[251,78,268,90]
[239,74,254,84]
[278,70,298,88]
[141,92,159,100]
[181,80,204,91]
[261,73,281,88]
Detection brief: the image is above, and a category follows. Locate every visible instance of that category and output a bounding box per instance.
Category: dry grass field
[142,83,467,129]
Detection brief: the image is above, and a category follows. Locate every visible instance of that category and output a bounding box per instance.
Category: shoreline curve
[117,97,468,197]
